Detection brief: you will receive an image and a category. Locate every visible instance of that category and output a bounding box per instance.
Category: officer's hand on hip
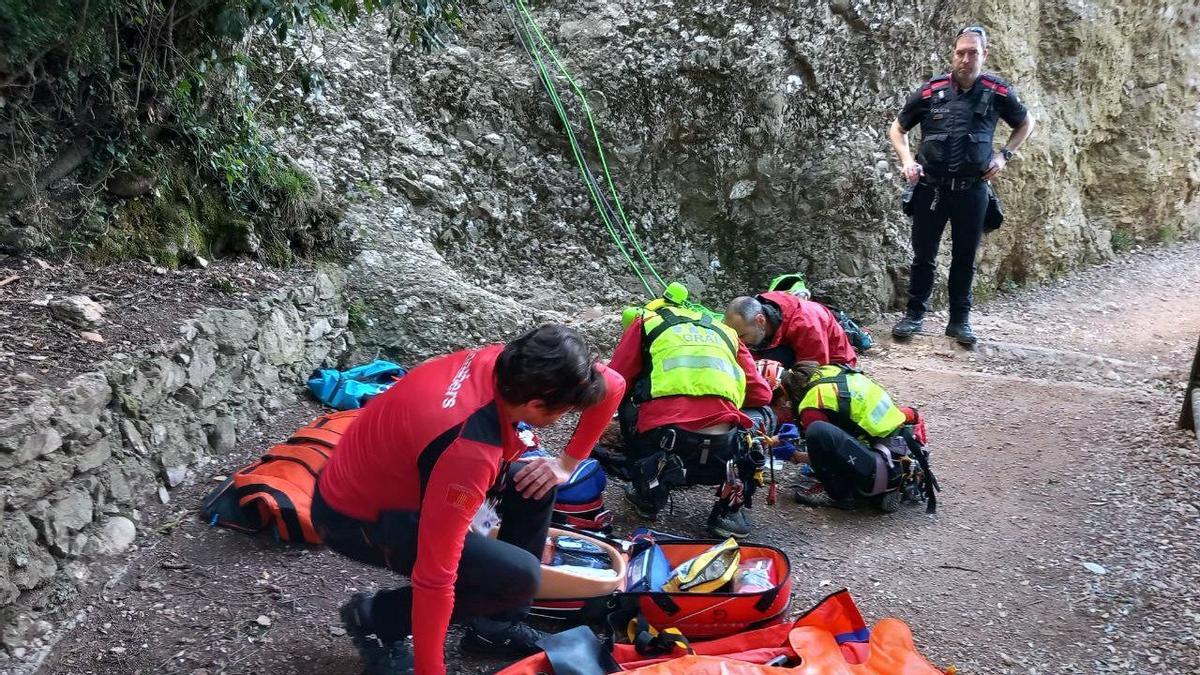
[982,155,1007,181]
[901,161,924,185]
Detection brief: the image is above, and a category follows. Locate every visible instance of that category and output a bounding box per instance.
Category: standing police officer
[888,26,1035,345]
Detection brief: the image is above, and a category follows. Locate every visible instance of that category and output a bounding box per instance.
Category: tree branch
[0,0,92,89]
[2,137,92,207]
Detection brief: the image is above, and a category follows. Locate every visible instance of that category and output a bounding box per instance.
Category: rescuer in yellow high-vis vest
[782,362,929,513]
[607,285,774,539]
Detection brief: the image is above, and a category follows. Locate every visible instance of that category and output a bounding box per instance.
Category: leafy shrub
[0,0,462,263]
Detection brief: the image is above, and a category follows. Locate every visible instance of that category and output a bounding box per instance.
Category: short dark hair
[496,324,605,409]
[957,25,988,50]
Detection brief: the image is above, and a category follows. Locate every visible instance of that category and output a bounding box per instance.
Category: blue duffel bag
[522,444,612,533]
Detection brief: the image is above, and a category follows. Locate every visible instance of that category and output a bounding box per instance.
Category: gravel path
[29,242,1200,675]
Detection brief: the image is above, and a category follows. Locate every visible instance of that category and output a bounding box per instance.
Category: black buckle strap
[922,175,981,191]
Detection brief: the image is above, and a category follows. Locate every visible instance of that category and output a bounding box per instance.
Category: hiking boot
[459,620,548,658]
[891,315,924,339]
[793,483,856,510]
[361,640,414,675]
[340,592,381,653]
[945,321,978,346]
[707,506,752,539]
[623,483,661,520]
[875,490,902,513]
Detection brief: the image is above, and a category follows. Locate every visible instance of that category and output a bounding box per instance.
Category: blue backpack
[307,360,406,410]
[554,457,612,533]
[832,309,874,352]
[521,445,612,533]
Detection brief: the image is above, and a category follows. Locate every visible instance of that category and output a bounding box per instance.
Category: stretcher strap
[627,613,693,657]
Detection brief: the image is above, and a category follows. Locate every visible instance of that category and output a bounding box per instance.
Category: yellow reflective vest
[796,365,905,439]
[637,306,746,406]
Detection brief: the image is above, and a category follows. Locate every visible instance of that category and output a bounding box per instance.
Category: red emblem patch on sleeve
[445,484,482,513]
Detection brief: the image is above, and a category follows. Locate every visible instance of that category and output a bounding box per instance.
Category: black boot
[706,504,752,538]
[945,320,977,346]
[340,592,382,653]
[460,619,549,658]
[873,490,902,513]
[623,483,662,520]
[362,641,414,675]
[891,314,924,339]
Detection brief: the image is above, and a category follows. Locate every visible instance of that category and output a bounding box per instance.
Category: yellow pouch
[662,538,741,593]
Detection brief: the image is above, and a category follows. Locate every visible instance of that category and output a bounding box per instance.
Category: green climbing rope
[510,0,663,296]
[509,1,724,320]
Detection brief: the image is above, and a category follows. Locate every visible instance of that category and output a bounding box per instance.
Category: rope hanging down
[508,0,665,298]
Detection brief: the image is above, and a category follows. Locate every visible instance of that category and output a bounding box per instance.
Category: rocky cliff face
[275,0,1200,359]
[1,1,1197,661]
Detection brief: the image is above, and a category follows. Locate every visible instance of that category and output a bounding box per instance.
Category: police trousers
[311,462,553,643]
[906,180,989,321]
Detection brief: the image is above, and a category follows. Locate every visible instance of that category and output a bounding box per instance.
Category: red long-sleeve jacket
[608,317,772,433]
[318,344,625,674]
[754,292,857,368]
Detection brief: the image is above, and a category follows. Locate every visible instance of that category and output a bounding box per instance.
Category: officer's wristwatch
[1000,148,1016,161]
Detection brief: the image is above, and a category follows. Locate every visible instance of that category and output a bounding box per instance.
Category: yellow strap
[627,616,693,655]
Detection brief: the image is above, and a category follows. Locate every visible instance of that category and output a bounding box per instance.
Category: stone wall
[0,269,350,653]
[271,0,1200,362]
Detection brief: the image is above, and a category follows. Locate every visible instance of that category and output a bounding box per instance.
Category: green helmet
[768,272,810,298]
[622,282,696,329]
[621,306,642,329]
[662,281,689,305]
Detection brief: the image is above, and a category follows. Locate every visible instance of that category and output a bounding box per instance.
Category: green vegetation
[211,275,240,295]
[0,0,462,264]
[1111,228,1135,252]
[346,297,369,330]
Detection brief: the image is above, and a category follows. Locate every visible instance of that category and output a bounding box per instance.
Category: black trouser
[625,424,759,512]
[906,180,988,321]
[311,463,554,643]
[803,421,882,502]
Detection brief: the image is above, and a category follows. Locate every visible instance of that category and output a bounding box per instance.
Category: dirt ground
[23,241,1200,675]
[0,254,309,411]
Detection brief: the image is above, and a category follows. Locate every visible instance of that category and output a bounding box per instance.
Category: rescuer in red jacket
[723,292,858,425]
[607,311,773,538]
[723,292,858,369]
[313,325,625,675]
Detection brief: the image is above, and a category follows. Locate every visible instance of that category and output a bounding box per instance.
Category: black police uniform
[897,72,1028,323]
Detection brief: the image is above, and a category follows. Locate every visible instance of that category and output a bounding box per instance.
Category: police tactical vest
[797,365,906,440]
[916,72,1009,178]
[636,306,746,406]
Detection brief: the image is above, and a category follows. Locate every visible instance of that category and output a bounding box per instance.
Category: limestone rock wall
[0,270,350,651]
[277,0,1199,361]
